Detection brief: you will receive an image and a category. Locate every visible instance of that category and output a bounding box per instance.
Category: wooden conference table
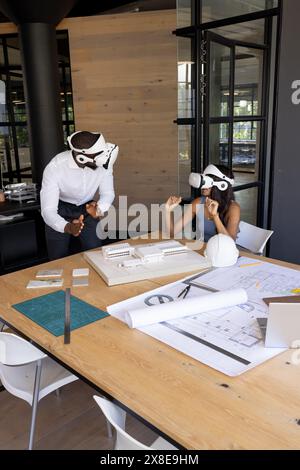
[0,237,300,450]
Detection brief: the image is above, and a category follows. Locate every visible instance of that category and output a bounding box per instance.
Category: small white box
[36,269,63,278]
[72,268,90,277]
[72,277,89,287]
[27,279,63,289]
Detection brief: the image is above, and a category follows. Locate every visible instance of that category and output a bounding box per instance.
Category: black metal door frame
[174,1,280,226]
[203,31,235,170]
[203,30,270,225]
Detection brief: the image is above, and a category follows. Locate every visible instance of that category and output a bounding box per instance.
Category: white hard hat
[205,234,239,267]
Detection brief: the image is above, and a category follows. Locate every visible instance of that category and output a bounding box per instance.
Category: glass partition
[202,0,278,23]
[178,37,194,119]
[210,19,265,44]
[177,0,192,28]
[235,47,263,116]
[235,186,258,225]
[178,124,193,197]
[0,31,74,184]
[176,0,279,226]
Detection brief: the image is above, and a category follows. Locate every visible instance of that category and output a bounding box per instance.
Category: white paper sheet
[125,288,248,328]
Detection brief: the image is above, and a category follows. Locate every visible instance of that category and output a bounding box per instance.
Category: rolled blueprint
[125,288,248,329]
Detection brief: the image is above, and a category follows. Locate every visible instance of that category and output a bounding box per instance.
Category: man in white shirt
[40,130,119,260]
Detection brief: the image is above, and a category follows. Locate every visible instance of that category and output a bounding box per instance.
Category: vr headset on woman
[189,164,234,192]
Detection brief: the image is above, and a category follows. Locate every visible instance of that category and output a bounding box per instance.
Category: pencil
[239,262,262,268]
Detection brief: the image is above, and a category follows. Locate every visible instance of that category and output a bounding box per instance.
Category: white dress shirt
[40,150,115,233]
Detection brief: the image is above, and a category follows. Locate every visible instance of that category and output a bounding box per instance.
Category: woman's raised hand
[165,196,182,212]
[205,197,219,218]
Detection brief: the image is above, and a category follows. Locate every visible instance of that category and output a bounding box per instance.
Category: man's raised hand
[64,214,84,236]
[86,201,102,219]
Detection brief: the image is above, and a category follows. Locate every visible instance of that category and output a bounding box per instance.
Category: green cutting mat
[12,290,109,337]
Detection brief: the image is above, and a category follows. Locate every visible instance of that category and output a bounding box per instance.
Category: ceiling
[0,0,176,23]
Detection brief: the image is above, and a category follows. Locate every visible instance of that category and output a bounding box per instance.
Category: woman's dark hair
[207,164,235,225]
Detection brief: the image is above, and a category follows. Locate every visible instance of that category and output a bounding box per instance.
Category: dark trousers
[45,200,101,260]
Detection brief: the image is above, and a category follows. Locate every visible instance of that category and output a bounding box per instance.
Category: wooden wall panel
[59,11,178,208]
[0,12,178,209]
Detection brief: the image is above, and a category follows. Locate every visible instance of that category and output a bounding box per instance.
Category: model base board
[84,241,211,286]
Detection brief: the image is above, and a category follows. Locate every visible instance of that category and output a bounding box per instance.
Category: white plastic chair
[93,395,178,450]
[236,221,274,255]
[0,332,78,450]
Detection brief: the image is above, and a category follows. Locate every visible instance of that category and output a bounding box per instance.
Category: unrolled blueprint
[107,259,292,376]
[191,257,300,300]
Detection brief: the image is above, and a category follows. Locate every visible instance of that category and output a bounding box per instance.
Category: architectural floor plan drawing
[173,305,262,349]
[107,263,288,377]
[192,257,300,300]
[139,288,276,376]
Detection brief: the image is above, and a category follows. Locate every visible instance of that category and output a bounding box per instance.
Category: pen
[177,285,191,299]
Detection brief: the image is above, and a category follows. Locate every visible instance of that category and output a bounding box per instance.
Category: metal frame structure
[0,35,23,183]
[174,1,281,226]
[0,30,75,186]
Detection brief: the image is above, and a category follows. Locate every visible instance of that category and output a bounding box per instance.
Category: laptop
[258,302,300,348]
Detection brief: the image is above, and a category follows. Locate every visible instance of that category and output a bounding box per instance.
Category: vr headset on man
[67,131,119,170]
[189,164,234,192]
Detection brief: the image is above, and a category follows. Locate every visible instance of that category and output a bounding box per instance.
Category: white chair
[93,395,178,450]
[236,221,274,255]
[0,332,78,450]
